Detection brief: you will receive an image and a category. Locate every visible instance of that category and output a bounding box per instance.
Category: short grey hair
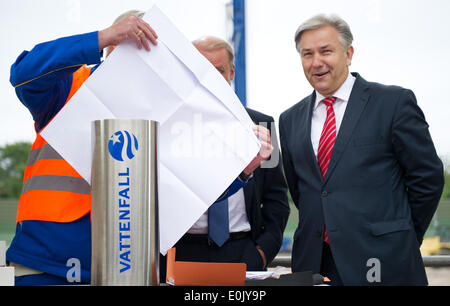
[294,14,354,53]
[106,10,146,56]
[112,9,145,25]
[192,36,235,69]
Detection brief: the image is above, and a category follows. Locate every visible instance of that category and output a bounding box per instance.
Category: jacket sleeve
[391,88,444,245]
[255,119,290,263]
[10,31,102,132]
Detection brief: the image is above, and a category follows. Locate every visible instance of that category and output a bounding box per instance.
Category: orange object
[16,66,92,223]
[166,248,246,286]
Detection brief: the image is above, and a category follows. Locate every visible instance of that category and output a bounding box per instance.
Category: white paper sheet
[40,5,260,254]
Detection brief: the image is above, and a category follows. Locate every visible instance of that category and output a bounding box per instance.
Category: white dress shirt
[311,73,356,157]
[187,188,251,234]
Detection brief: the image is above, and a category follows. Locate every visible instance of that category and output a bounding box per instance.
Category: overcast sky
[1,0,450,160]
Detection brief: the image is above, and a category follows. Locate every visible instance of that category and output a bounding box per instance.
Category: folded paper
[40,5,260,254]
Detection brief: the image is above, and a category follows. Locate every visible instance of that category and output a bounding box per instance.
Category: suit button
[321,191,328,197]
[317,230,322,237]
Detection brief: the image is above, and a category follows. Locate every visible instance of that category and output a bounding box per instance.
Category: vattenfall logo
[108,130,139,161]
[108,129,138,274]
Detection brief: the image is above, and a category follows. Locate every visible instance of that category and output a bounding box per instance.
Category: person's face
[299,25,354,97]
[197,47,235,85]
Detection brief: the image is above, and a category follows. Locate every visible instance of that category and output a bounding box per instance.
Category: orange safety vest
[17,66,92,223]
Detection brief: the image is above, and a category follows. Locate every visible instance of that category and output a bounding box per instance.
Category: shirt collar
[314,72,356,109]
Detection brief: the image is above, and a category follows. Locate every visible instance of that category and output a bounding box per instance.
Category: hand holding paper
[243,125,273,175]
[99,13,158,54]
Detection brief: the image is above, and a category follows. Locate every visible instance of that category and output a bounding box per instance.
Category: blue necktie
[208,198,229,247]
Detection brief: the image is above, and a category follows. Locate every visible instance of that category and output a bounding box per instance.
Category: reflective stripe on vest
[16,66,92,223]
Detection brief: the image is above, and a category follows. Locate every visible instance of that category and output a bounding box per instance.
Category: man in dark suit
[279,14,444,285]
[159,36,289,281]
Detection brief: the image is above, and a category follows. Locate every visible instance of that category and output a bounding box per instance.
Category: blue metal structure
[232,0,246,106]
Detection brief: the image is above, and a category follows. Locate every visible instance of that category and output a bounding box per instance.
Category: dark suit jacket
[245,108,290,264]
[279,73,444,285]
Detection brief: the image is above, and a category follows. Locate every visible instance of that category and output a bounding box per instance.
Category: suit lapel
[243,179,254,217]
[305,92,324,180]
[243,109,263,219]
[324,73,370,184]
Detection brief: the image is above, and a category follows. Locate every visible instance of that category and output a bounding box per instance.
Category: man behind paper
[159,36,290,282]
[7,10,273,286]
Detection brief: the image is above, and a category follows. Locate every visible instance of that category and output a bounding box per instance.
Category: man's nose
[311,54,324,68]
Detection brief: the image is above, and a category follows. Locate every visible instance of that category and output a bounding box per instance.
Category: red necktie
[317,96,337,244]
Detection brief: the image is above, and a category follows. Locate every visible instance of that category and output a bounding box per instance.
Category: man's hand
[98,14,158,52]
[243,125,273,176]
[256,246,267,269]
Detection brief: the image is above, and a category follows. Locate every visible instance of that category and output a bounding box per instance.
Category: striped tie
[317,96,337,244]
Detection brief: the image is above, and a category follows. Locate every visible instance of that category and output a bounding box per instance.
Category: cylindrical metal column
[91,119,159,286]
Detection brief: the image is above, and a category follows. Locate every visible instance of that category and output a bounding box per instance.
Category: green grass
[1,198,449,249]
[283,203,297,239]
[436,200,450,226]
[0,199,18,247]
[427,199,450,240]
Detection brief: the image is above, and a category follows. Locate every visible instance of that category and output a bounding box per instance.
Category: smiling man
[279,14,444,285]
[299,24,353,98]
